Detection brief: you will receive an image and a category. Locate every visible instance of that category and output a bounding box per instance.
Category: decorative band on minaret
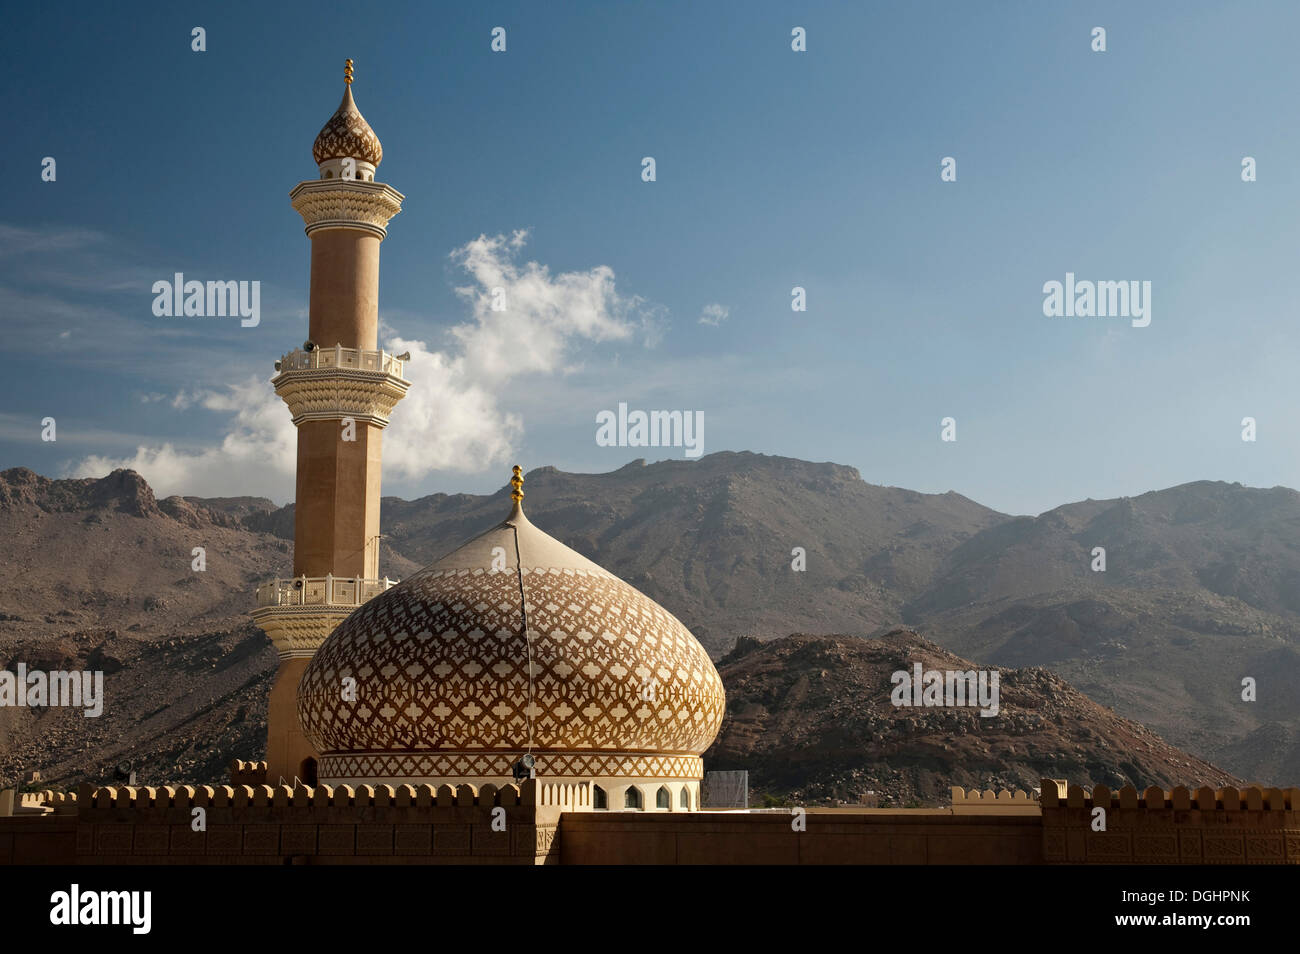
[251,61,409,785]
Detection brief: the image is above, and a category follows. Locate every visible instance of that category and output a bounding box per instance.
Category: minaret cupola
[312,59,383,182]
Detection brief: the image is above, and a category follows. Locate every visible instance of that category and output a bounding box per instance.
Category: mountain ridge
[2,456,1296,789]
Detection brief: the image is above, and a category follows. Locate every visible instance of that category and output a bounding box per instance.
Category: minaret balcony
[277,344,407,377]
[251,575,399,657]
[255,574,398,608]
[272,346,410,426]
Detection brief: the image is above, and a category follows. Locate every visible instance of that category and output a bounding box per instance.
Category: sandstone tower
[252,60,408,784]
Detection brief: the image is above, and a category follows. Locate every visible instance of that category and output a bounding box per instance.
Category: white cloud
[698,302,730,326]
[377,232,661,477]
[381,335,524,478]
[71,232,657,493]
[447,230,645,380]
[72,376,295,498]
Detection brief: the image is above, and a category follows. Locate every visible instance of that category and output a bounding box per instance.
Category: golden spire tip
[344,58,354,85]
[510,465,525,502]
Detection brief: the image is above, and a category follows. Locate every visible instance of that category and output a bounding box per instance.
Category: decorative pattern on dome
[318,752,704,782]
[312,83,383,167]
[298,564,726,761]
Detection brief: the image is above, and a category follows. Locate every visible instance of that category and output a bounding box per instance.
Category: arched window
[593,784,607,810]
[298,757,318,786]
[679,787,690,810]
[656,786,671,810]
[624,786,642,810]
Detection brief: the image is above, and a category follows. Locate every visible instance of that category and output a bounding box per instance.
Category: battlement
[1041,780,1300,811]
[229,760,268,787]
[4,790,79,816]
[79,779,534,818]
[53,779,557,865]
[950,786,1039,815]
[4,777,1298,865]
[1040,779,1300,864]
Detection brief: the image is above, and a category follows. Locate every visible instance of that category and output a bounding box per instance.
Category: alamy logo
[890,663,999,717]
[596,402,704,459]
[0,664,104,717]
[50,884,151,934]
[1042,272,1150,328]
[151,273,260,327]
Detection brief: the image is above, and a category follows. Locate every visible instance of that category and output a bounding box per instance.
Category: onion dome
[297,467,726,790]
[312,59,383,168]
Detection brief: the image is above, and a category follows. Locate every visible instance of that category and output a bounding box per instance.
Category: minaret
[252,60,409,784]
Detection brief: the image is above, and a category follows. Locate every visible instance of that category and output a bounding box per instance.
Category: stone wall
[556,809,1045,864]
[1041,780,1300,864]
[0,780,558,865]
[3,778,1298,865]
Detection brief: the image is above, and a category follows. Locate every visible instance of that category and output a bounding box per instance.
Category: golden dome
[297,477,726,785]
[311,68,383,168]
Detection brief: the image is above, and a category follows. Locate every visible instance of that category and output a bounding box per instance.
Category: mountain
[255,452,1006,656]
[2,457,1296,791]
[904,481,1300,783]
[705,631,1240,805]
[0,468,285,786]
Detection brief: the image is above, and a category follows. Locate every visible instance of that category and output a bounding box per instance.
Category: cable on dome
[506,465,537,773]
[511,524,535,753]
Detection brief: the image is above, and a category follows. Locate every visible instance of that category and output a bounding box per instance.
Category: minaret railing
[255,575,397,608]
[276,346,405,377]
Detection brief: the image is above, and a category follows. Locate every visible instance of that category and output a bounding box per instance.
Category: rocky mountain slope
[265,452,1006,655]
[705,631,1240,805]
[0,469,284,786]
[2,457,1295,790]
[904,481,1300,784]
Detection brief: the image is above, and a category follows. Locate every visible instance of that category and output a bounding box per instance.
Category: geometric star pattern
[318,752,705,782]
[298,529,725,772]
[312,85,382,166]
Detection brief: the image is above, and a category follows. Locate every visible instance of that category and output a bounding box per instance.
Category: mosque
[248,60,726,812]
[0,64,1295,866]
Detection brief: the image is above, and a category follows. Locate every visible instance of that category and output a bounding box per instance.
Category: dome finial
[344,58,354,85]
[510,465,525,502]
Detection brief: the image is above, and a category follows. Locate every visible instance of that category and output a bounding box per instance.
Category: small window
[679,787,689,810]
[593,784,607,810]
[624,787,642,810]
[656,786,670,810]
[324,170,333,179]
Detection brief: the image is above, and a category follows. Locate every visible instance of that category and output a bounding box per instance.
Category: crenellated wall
[13,790,79,815]
[229,760,268,787]
[2,778,1297,865]
[3,779,559,866]
[1041,780,1300,864]
[950,786,1041,815]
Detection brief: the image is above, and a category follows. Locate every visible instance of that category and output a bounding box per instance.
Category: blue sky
[4,0,1299,514]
